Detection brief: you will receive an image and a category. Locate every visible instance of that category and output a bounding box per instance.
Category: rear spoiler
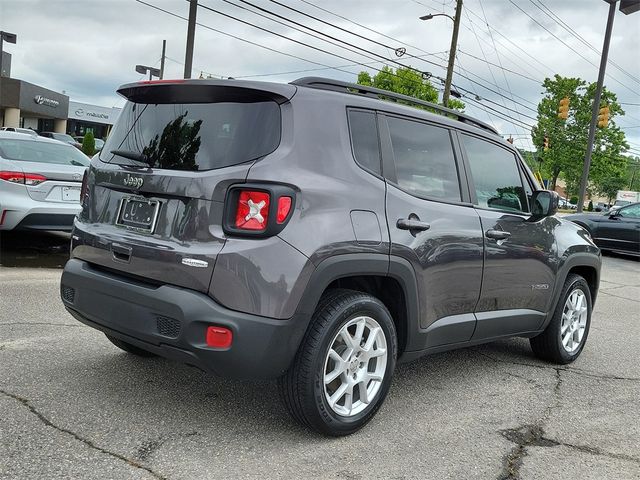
[116,79,296,105]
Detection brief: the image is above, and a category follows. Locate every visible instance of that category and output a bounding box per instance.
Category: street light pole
[160,39,167,80]
[184,0,198,79]
[443,0,463,108]
[576,0,617,213]
[419,1,462,108]
[0,31,18,79]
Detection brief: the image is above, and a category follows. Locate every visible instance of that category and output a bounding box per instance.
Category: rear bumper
[60,259,309,379]
[15,213,77,231]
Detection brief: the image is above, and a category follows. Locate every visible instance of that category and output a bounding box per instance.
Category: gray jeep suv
[60,77,600,436]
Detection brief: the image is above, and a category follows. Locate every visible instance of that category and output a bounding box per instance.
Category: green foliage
[570,196,578,205]
[82,131,95,156]
[531,74,629,195]
[597,171,629,203]
[356,66,464,111]
[587,200,593,211]
[627,156,640,191]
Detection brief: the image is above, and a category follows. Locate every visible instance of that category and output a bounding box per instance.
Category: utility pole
[184,0,198,79]
[443,0,462,108]
[160,39,166,79]
[0,31,18,79]
[577,0,616,212]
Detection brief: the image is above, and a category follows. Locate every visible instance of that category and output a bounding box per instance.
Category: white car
[0,131,90,231]
[0,127,38,137]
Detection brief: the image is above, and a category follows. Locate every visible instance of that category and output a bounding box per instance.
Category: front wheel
[279,289,397,436]
[530,274,592,364]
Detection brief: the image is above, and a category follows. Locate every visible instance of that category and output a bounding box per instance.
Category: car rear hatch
[75,79,295,293]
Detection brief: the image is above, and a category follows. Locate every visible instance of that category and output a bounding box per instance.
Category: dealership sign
[34,95,60,108]
[68,101,120,125]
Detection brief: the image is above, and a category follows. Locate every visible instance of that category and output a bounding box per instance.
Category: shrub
[570,196,578,205]
[82,131,95,156]
[587,200,593,211]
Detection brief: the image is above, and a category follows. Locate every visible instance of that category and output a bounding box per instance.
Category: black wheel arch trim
[294,253,420,355]
[542,252,600,330]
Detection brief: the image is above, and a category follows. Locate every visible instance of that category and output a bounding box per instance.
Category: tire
[279,289,397,436]
[530,274,592,364]
[105,334,156,357]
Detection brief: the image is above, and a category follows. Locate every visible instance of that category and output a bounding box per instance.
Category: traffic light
[557,97,569,120]
[543,136,549,151]
[597,105,610,128]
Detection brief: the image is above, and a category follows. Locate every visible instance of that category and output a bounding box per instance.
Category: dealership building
[0,77,121,139]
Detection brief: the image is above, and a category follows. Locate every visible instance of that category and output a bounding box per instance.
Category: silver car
[0,131,90,231]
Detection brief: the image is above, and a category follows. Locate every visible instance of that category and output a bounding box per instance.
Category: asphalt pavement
[0,232,639,480]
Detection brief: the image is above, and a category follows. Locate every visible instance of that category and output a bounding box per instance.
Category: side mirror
[609,210,620,218]
[530,190,559,219]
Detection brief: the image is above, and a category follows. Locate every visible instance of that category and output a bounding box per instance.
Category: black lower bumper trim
[61,258,309,379]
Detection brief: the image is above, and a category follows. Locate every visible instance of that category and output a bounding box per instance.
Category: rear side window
[101,101,281,171]
[0,139,90,167]
[347,110,381,175]
[461,134,529,213]
[387,116,461,201]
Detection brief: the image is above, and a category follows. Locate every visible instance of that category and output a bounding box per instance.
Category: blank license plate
[116,197,160,233]
[62,186,81,202]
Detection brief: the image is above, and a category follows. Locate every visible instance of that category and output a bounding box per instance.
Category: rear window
[100,101,281,171]
[0,139,90,167]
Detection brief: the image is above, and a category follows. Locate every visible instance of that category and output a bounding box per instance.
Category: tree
[531,75,629,193]
[357,66,465,111]
[82,131,95,156]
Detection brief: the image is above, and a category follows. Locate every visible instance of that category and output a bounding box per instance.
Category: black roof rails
[291,77,499,136]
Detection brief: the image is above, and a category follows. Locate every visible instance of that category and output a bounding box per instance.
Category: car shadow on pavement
[56,335,539,438]
[0,230,70,268]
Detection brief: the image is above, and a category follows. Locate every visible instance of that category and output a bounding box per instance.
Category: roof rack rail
[291,76,499,136]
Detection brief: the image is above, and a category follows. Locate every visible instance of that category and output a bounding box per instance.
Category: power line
[507,0,638,98]
[135,0,360,78]
[530,0,640,86]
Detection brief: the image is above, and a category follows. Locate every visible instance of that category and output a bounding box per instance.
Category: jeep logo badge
[123,174,143,189]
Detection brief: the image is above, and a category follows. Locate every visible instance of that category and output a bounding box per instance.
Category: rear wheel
[530,274,592,364]
[279,289,397,436]
[105,334,156,357]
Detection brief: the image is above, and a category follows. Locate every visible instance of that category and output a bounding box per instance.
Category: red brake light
[235,190,270,230]
[205,326,233,348]
[277,196,292,223]
[138,79,186,84]
[0,171,46,186]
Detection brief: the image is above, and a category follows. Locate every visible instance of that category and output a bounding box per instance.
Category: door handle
[486,229,511,240]
[397,218,431,232]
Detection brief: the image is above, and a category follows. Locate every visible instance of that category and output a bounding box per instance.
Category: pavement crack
[0,322,81,328]
[135,438,165,462]
[0,389,167,480]
[599,290,640,303]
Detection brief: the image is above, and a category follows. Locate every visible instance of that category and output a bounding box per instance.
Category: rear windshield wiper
[110,149,151,165]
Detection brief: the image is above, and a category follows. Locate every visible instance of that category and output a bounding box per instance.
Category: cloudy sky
[2,0,639,153]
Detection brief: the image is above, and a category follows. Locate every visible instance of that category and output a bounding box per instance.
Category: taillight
[235,190,270,230]
[80,169,89,206]
[0,171,46,186]
[224,184,296,237]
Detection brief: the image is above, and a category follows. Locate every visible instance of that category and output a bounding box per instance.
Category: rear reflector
[206,326,233,348]
[235,190,270,230]
[0,171,46,186]
[277,196,292,224]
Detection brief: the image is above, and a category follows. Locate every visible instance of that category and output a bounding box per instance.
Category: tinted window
[387,117,460,201]
[0,139,90,167]
[461,135,528,212]
[348,110,381,175]
[100,101,281,171]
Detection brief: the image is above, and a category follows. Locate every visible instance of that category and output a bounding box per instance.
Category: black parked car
[565,203,640,256]
[60,77,601,436]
